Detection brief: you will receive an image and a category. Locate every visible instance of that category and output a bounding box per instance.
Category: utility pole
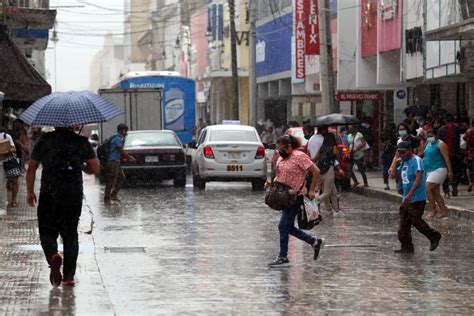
[229,0,240,120]
[318,0,338,114]
[248,0,257,126]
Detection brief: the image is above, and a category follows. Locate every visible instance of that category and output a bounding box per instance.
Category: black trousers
[398,201,438,251]
[37,192,82,280]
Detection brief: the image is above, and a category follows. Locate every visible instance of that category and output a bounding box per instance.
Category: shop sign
[396,89,406,99]
[294,0,319,80]
[380,0,397,21]
[305,0,319,55]
[294,0,306,79]
[336,92,380,101]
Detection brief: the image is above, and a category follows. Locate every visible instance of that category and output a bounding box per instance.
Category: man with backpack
[101,123,135,205]
[307,125,340,213]
[26,127,100,286]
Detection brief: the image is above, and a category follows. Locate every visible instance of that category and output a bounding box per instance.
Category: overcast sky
[45,0,125,92]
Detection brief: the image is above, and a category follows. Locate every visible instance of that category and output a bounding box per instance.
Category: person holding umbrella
[22,91,122,287]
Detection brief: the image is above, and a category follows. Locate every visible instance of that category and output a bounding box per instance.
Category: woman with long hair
[266,135,324,268]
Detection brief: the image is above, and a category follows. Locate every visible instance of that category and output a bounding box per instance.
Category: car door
[194,129,208,171]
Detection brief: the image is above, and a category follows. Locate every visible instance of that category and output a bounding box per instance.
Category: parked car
[190,125,267,191]
[121,130,187,187]
[285,127,351,189]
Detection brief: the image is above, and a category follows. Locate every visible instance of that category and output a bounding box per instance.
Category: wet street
[2,174,474,314]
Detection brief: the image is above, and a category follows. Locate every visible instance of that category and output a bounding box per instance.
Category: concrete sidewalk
[0,171,114,315]
[353,170,474,222]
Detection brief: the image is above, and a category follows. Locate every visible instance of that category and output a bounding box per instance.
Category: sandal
[9,202,18,208]
[468,184,472,193]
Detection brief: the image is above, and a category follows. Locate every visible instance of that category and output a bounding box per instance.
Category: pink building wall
[378,0,402,52]
[191,9,209,91]
[360,0,378,58]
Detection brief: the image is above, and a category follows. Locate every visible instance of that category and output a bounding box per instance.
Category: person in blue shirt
[104,124,135,204]
[390,141,441,253]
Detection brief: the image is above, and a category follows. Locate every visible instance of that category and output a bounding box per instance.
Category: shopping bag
[297,196,322,230]
[304,196,320,220]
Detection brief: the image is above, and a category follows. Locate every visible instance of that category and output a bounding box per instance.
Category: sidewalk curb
[353,187,474,223]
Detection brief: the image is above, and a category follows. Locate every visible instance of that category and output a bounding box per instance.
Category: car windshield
[124,132,180,147]
[210,130,258,142]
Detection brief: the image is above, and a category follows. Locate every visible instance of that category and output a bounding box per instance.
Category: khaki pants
[318,166,339,211]
[104,161,125,201]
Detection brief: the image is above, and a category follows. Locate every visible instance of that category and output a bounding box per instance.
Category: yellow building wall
[240,77,249,125]
[222,0,250,70]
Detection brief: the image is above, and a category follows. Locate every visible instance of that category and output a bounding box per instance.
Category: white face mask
[427,137,436,144]
[399,130,408,137]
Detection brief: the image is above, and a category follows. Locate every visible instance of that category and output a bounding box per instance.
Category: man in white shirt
[0,128,17,211]
[306,125,340,213]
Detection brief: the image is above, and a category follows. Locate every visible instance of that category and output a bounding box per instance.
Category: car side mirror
[188,140,197,149]
[265,143,276,150]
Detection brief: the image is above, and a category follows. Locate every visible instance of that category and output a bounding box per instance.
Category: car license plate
[227,165,243,172]
[145,156,159,163]
[228,152,241,159]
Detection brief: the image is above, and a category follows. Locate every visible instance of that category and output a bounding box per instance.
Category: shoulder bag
[265,181,305,211]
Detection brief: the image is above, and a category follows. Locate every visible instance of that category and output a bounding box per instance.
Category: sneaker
[50,253,63,286]
[268,257,290,268]
[384,185,390,191]
[62,279,75,287]
[430,232,442,251]
[312,238,325,260]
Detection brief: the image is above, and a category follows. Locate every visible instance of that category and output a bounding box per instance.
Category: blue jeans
[278,198,316,258]
[348,158,368,185]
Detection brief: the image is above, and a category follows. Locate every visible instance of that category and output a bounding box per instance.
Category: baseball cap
[397,141,411,152]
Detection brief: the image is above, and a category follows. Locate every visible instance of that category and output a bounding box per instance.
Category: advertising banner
[294,0,306,79]
[294,0,320,80]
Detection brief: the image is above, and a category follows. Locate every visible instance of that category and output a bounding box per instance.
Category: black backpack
[96,136,115,163]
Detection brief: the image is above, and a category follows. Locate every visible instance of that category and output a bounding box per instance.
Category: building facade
[1,0,56,79]
[202,0,251,125]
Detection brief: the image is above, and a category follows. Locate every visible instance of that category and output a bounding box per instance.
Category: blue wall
[256,13,292,78]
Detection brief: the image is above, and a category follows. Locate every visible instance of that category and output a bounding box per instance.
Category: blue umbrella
[20,91,124,127]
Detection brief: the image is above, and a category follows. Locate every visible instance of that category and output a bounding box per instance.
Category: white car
[190,125,267,190]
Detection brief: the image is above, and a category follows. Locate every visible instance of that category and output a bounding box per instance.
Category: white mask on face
[427,137,436,144]
[399,130,408,137]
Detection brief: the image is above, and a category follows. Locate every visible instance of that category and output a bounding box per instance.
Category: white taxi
[190,125,267,190]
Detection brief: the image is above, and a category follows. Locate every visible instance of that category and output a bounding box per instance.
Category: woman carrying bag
[266,135,324,268]
[0,128,21,208]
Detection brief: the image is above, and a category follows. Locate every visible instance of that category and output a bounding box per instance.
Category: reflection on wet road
[79,176,474,314]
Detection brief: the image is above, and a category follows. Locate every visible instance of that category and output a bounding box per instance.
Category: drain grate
[103,246,146,253]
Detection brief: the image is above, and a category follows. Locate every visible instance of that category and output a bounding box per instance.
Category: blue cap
[397,141,411,151]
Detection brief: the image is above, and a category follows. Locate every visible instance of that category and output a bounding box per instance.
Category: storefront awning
[0,25,51,103]
[425,18,474,41]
